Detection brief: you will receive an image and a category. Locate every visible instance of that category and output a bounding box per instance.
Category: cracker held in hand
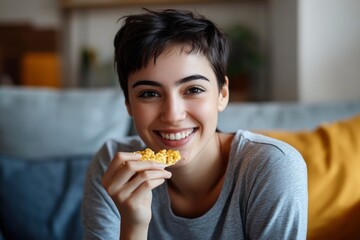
[136,148,181,166]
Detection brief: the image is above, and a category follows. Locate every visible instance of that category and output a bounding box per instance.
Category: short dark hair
[114,8,230,101]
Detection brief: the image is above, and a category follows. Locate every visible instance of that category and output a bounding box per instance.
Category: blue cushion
[0,154,93,240]
[218,100,360,132]
[0,87,131,158]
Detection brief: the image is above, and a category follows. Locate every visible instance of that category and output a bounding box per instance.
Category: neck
[166,133,233,218]
[167,133,231,198]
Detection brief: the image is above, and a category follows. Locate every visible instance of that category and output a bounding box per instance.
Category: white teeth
[160,129,193,141]
[175,132,181,140]
[170,134,175,140]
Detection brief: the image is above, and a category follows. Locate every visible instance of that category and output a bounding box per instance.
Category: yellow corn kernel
[136,148,181,166]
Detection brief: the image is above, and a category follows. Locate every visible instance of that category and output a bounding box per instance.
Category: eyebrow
[131,74,209,88]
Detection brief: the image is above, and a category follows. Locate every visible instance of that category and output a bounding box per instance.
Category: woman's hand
[102,152,171,237]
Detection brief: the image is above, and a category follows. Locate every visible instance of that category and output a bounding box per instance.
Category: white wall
[0,0,60,27]
[299,0,360,103]
[269,0,360,102]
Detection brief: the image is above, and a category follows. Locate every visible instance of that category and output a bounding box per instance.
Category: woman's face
[126,46,228,165]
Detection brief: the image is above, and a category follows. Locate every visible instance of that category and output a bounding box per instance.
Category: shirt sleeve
[81,142,121,240]
[243,142,308,240]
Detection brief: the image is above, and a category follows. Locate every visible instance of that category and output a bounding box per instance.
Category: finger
[118,169,171,201]
[129,178,167,202]
[103,159,168,195]
[102,152,141,186]
[119,178,167,212]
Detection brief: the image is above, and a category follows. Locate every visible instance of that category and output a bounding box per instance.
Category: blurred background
[1,0,360,103]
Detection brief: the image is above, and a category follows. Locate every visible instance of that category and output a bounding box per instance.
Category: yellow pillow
[21,52,61,88]
[263,114,360,240]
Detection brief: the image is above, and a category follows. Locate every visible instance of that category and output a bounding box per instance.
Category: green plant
[225,25,263,101]
[225,25,262,79]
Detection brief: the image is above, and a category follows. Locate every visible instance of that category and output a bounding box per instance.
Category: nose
[160,95,186,123]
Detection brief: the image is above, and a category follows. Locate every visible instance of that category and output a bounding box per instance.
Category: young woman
[82,9,308,240]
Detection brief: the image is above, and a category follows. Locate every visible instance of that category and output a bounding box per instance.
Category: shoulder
[230,130,307,184]
[229,131,308,239]
[82,137,145,239]
[87,135,145,175]
[101,135,146,157]
[234,130,306,167]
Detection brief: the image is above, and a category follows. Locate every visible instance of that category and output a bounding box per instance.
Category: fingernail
[165,171,172,178]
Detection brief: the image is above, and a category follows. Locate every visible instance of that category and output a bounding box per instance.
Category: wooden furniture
[0,24,59,87]
[60,0,252,10]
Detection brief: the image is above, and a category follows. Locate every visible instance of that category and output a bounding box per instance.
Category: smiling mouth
[158,129,195,141]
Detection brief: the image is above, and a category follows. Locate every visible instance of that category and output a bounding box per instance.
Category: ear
[218,76,229,112]
[125,100,133,117]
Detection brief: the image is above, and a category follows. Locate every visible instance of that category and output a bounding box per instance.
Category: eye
[185,86,205,95]
[138,90,160,98]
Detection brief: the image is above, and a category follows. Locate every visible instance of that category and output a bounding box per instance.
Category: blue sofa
[1,87,359,240]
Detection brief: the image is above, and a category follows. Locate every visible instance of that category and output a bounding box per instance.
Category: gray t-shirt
[82,130,308,240]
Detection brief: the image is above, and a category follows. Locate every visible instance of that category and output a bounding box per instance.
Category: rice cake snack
[136,148,181,166]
